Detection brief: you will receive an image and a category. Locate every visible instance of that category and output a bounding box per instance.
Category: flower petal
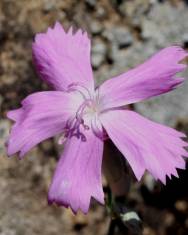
[7,91,83,157]
[99,46,188,110]
[100,110,188,183]
[32,22,94,91]
[48,129,104,214]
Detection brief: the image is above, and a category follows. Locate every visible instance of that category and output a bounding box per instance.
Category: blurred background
[0,0,188,234]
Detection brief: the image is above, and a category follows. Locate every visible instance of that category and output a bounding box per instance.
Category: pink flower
[7,22,188,214]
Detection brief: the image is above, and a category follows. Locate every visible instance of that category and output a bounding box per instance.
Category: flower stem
[103,139,142,235]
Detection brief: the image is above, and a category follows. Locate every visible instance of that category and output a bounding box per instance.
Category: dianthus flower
[7,22,188,214]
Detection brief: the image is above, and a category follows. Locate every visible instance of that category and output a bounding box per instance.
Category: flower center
[58,83,104,144]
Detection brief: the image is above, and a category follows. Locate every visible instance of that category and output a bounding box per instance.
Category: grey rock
[96,6,107,19]
[43,0,55,12]
[143,174,156,192]
[0,120,10,155]
[90,21,103,35]
[141,3,188,46]
[103,27,133,48]
[0,229,16,235]
[102,28,114,41]
[102,27,134,68]
[118,0,152,26]
[107,44,118,63]
[85,0,96,8]
[105,42,156,79]
[98,41,155,84]
[0,95,3,110]
[182,33,188,44]
[91,40,107,68]
[114,27,134,48]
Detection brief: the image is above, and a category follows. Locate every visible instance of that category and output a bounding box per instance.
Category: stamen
[61,85,104,142]
[62,99,92,141]
[83,124,89,130]
[75,99,93,123]
[81,135,87,142]
[91,114,106,140]
[58,134,66,145]
[95,86,100,106]
[67,83,92,100]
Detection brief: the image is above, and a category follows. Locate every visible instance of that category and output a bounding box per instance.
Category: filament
[67,83,92,100]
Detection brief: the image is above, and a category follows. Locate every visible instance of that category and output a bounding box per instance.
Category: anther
[81,135,87,142]
[83,124,90,130]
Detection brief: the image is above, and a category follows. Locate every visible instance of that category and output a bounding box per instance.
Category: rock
[113,27,134,48]
[0,120,10,156]
[90,21,103,35]
[163,212,175,227]
[118,0,152,27]
[96,6,107,19]
[85,0,96,9]
[104,41,156,81]
[0,229,16,235]
[42,1,55,13]
[143,174,156,192]
[141,2,188,46]
[91,39,107,68]
[182,32,188,47]
[0,95,3,109]
[106,44,118,64]
[103,26,133,50]
[175,200,187,213]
